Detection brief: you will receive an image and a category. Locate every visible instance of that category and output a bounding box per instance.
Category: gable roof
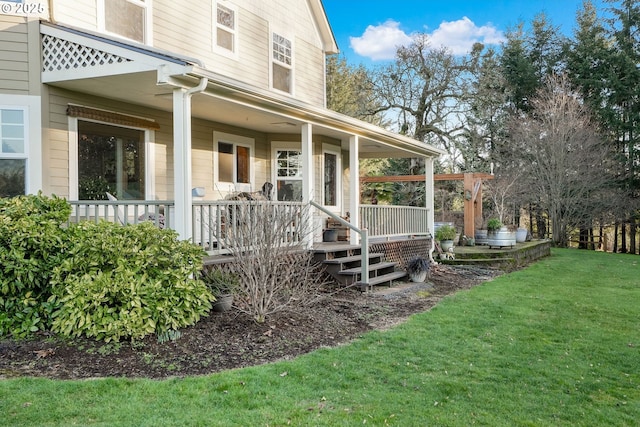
[309,0,339,54]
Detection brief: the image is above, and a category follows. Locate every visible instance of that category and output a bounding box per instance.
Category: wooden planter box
[326,218,350,241]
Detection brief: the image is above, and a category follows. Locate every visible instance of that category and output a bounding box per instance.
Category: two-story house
[0,0,443,279]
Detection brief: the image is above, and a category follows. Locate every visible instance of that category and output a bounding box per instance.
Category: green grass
[1,249,638,426]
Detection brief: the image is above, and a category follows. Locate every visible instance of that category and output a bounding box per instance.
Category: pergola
[360,172,494,238]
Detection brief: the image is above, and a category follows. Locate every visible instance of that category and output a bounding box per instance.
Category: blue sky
[322,0,609,65]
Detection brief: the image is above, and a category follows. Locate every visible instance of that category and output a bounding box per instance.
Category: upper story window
[271,32,293,94]
[99,0,151,44]
[214,1,237,56]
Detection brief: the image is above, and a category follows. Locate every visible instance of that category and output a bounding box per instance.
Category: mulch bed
[0,265,501,380]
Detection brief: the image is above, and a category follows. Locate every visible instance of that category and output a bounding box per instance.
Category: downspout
[47,0,56,23]
[186,76,208,97]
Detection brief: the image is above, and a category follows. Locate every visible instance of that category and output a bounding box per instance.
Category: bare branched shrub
[506,74,621,246]
[217,201,328,323]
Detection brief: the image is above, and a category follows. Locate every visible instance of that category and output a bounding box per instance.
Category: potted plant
[486,218,503,234]
[486,218,516,248]
[435,224,457,251]
[202,268,239,312]
[406,256,430,282]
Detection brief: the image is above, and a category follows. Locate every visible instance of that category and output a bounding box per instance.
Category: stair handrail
[309,200,369,285]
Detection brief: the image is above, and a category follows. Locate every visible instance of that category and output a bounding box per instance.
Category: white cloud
[349,20,412,61]
[429,17,505,55]
[350,17,505,61]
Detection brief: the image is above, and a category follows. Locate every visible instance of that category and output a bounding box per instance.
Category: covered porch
[42,23,443,266]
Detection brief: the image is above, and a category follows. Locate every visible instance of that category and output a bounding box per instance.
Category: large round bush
[0,193,70,337]
[49,221,213,342]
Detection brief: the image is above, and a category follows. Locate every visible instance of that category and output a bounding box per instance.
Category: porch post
[301,123,313,249]
[173,88,193,240]
[463,172,475,239]
[425,157,436,258]
[349,135,359,245]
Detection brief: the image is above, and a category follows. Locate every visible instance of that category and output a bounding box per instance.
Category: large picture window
[0,108,27,197]
[77,121,145,200]
[100,0,150,44]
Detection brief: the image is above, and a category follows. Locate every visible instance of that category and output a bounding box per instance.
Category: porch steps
[313,245,406,291]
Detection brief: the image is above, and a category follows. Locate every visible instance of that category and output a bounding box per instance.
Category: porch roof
[40,22,445,159]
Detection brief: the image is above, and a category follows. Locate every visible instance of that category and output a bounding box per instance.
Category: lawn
[1,248,638,426]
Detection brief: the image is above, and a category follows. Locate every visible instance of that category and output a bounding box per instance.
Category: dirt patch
[0,265,501,380]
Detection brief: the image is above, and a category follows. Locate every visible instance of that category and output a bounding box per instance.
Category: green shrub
[487,218,503,232]
[49,221,213,342]
[201,268,239,297]
[0,193,71,337]
[435,224,456,241]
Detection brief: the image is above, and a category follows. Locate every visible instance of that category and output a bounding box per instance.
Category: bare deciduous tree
[370,35,474,170]
[507,74,620,246]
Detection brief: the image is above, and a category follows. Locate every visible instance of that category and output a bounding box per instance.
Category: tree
[370,35,472,167]
[500,14,565,113]
[566,1,616,248]
[463,46,508,172]
[566,1,611,125]
[603,0,640,253]
[507,74,620,247]
[325,54,385,125]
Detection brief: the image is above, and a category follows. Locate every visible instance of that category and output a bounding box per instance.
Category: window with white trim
[214,132,254,191]
[271,32,293,93]
[0,107,27,197]
[77,120,146,200]
[323,147,341,207]
[98,0,151,44]
[274,149,302,201]
[214,1,237,56]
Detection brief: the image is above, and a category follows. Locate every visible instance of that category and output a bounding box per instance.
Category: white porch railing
[68,200,305,255]
[192,200,305,255]
[68,201,430,253]
[68,200,173,228]
[359,204,431,239]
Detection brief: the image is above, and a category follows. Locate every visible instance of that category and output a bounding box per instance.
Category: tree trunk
[598,224,604,251]
[579,227,589,249]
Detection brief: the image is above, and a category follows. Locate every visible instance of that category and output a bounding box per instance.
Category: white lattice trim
[42,34,132,72]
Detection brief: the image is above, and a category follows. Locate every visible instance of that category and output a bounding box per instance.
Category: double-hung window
[0,107,27,197]
[98,0,151,44]
[214,1,237,57]
[273,147,302,202]
[271,32,293,94]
